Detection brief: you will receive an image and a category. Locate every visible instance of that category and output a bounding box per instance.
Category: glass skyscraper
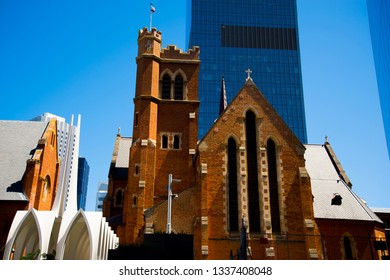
[77,157,89,210]
[187,0,307,142]
[367,0,390,159]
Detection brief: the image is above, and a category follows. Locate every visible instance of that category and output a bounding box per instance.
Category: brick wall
[196,84,322,259]
[27,119,59,211]
[317,219,385,260]
[144,187,197,234]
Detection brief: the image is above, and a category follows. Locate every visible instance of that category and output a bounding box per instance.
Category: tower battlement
[138,27,162,42]
[161,45,200,61]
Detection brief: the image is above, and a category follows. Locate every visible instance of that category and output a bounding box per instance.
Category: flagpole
[150,3,156,30]
[150,10,152,30]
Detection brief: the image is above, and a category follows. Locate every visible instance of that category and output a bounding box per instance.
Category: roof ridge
[324,141,352,188]
[339,178,382,223]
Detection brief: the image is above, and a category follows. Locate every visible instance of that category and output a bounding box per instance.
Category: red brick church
[103,27,387,260]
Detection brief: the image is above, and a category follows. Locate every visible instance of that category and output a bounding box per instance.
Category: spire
[219,76,227,115]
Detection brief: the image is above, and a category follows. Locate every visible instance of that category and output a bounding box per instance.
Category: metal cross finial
[246,68,252,80]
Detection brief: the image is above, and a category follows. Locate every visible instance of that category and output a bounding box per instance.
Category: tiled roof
[0,120,48,201]
[115,137,132,168]
[304,144,382,223]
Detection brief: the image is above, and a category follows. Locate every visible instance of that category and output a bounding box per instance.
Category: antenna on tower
[150,3,156,30]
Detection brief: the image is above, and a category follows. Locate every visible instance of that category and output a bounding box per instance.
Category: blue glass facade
[187,0,307,143]
[77,157,89,210]
[367,0,390,159]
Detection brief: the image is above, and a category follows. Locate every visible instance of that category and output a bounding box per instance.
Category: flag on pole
[150,3,156,13]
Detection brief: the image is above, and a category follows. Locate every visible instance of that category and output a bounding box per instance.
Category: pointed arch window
[50,132,55,147]
[134,164,140,176]
[267,139,281,233]
[245,111,261,232]
[114,189,124,207]
[342,234,359,260]
[42,176,51,202]
[343,236,353,260]
[162,74,171,99]
[228,137,239,232]
[174,74,184,100]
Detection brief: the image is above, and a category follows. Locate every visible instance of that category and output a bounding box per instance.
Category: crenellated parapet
[137,27,200,62]
[161,45,200,61]
[138,27,162,42]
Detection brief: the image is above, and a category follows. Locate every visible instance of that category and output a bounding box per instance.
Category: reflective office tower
[77,157,89,210]
[367,0,390,159]
[187,0,307,142]
[95,182,108,211]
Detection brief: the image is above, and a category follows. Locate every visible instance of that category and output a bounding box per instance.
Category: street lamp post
[166,174,181,234]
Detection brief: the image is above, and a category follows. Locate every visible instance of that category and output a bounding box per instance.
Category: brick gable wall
[195,83,323,259]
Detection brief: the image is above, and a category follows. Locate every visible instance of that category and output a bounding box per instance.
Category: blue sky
[0,0,388,211]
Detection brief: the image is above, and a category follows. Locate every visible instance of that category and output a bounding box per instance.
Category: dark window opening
[134,112,139,127]
[331,194,342,205]
[162,74,171,99]
[50,132,55,147]
[228,138,239,232]
[173,135,180,149]
[267,139,281,233]
[374,240,387,250]
[246,111,261,232]
[135,164,139,175]
[174,75,184,100]
[42,176,51,202]
[344,237,353,260]
[115,189,123,207]
[221,25,297,50]
[162,135,168,149]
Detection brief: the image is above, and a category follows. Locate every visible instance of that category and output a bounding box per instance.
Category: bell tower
[121,27,200,244]
[133,27,162,141]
